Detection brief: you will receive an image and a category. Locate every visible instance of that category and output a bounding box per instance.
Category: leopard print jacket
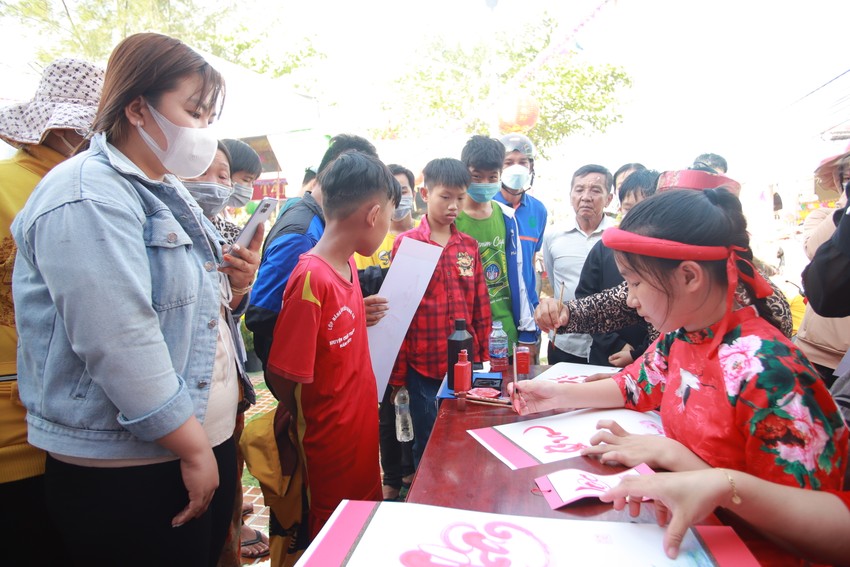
[562,276,793,341]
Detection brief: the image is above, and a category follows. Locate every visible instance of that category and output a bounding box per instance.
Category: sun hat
[814,143,850,193]
[0,58,104,148]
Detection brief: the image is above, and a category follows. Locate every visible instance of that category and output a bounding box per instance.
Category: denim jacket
[12,134,231,459]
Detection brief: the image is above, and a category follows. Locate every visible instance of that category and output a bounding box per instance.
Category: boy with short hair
[495,133,548,362]
[354,163,416,271]
[390,158,491,467]
[456,135,537,357]
[265,151,401,540]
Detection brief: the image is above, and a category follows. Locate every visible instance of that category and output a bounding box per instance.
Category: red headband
[603,227,773,353]
[657,170,741,195]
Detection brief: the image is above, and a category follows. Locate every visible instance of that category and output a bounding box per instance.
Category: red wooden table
[405,366,656,524]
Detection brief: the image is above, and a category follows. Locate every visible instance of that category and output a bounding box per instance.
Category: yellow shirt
[0,145,65,482]
[354,231,396,269]
[354,220,419,269]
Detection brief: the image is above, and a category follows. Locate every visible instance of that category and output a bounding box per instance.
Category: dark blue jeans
[406,368,442,469]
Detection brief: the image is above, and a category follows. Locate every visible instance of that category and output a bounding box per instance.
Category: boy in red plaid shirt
[390,158,491,467]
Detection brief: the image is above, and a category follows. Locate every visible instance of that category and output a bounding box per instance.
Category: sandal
[240,528,270,559]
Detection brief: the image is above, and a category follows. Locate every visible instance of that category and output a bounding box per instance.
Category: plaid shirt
[390,216,491,383]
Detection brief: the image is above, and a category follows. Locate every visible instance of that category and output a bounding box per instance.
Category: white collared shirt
[542,214,616,358]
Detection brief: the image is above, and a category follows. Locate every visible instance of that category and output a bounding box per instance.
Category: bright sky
[262,0,850,189]
[2,0,849,191]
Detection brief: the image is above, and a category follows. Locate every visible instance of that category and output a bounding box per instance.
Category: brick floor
[241,372,277,565]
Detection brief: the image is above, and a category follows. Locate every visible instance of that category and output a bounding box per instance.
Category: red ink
[639,420,664,435]
[399,521,550,567]
[553,375,585,384]
[523,425,588,453]
[574,472,610,493]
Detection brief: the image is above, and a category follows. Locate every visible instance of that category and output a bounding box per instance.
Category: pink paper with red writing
[298,499,759,566]
[467,408,663,469]
[535,463,655,509]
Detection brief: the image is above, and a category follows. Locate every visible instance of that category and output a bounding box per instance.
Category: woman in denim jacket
[11,33,262,566]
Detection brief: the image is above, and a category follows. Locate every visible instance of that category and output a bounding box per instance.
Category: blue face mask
[467,182,501,203]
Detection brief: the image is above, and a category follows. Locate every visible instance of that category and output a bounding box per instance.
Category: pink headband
[603,227,772,353]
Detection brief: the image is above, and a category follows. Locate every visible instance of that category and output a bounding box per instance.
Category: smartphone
[221,197,277,266]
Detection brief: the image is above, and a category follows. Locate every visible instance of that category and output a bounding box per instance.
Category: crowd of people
[1,32,849,567]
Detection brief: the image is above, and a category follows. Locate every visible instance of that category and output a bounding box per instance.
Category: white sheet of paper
[537,463,653,509]
[367,237,442,400]
[300,500,718,566]
[469,408,664,469]
[533,362,620,384]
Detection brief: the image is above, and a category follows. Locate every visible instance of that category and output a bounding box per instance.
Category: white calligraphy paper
[367,238,442,400]
[532,361,620,384]
[298,499,758,566]
[468,408,664,470]
[535,463,654,509]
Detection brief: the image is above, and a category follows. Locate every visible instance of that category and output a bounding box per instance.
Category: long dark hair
[617,188,782,331]
[92,33,225,143]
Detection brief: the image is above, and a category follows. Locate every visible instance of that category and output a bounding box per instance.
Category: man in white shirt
[542,164,614,364]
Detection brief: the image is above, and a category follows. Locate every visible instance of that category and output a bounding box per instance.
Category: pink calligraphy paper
[534,463,655,509]
[467,408,664,470]
[297,499,759,566]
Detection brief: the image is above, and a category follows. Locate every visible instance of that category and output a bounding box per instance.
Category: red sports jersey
[267,253,381,538]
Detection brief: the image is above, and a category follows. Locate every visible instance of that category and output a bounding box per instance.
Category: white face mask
[502,164,532,192]
[136,101,218,178]
[182,181,233,218]
[228,183,253,208]
[392,195,414,221]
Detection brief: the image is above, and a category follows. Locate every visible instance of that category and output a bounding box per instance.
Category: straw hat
[0,58,104,148]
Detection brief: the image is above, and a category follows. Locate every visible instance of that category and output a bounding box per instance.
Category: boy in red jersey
[265,151,401,540]
[390,158,492,467]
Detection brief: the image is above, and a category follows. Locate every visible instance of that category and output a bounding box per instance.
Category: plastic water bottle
[395,386,414,442]
[489,321,509,374]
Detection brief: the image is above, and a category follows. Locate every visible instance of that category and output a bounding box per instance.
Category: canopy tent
[199,50,319,140]
[193,51,325,199]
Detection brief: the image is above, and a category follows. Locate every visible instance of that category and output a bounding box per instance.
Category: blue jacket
[245,192,325,365]
[12,134,234,459]
[495,202,538,344]
[494,191,547,314]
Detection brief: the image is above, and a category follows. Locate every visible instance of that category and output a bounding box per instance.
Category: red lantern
[499,91,540,133]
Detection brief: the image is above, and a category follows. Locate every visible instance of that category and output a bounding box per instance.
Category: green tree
[0,0,322,78]
[374,15,631,156]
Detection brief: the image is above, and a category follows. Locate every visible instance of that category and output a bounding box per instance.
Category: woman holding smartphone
[12,33,262,566]
[182,141,271,562]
